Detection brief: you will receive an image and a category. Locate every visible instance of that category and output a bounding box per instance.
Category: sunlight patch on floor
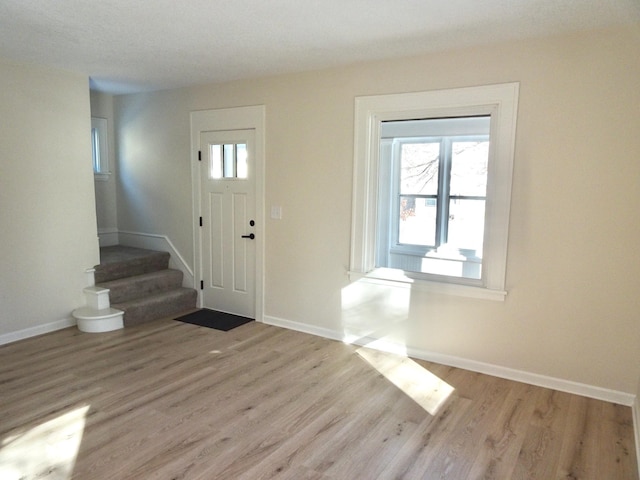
[341,278,453,415]
[0,405,89,480]
[356,347,454,415]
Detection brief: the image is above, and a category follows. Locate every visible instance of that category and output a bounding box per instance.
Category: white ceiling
[1,0,638,95]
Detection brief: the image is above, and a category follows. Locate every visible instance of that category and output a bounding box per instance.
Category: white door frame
[190,106,265,321]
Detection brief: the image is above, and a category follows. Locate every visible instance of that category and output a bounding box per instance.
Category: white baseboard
[263,315,345,342]
[400,346,635,406]
[0,316,76,346]
[633,396,640,475]
[98,228,119,247]
[117,231,195,289]
[263,315,635,406]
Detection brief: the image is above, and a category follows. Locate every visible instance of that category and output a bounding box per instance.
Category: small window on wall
[209,143,248,179]
[91,117,109,181]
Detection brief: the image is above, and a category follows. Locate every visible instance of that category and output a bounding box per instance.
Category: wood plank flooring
[0,318,637,479]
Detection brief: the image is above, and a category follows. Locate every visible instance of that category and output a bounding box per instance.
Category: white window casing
[350,83,519,301]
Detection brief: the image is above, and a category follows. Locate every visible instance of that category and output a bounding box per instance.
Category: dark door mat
[175,309,253,331]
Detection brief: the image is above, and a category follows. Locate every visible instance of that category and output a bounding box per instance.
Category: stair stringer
[117,231,195,288]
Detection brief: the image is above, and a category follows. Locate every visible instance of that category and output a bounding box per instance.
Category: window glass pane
[223,144,235,178]
[91,128,99,173]
[447,198,486,253]
[236,143,247,179]
[450,141,489,197]
[210,144,222,179]
[91,117,108,175]
[398,196,436,246]
[400,142,440,195]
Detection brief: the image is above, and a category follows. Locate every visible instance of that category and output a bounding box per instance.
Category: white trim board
[190,106,266,320]
[98,227,119,247]
[263,315,635,407]
[0,316,76,346]
[118,231,195,289]
[634,396,640,476]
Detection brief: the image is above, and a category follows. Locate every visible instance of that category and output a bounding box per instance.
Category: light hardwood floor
[0,318,637,479]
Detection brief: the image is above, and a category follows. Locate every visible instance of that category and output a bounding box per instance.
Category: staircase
[74,246,197,331]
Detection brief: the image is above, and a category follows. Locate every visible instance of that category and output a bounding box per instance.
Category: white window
[350,83,519,300]
[91,117,109,181]
[209,142,248,179]
[378,116,490,281]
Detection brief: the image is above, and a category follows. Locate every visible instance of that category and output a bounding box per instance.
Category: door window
[209,143,248,179]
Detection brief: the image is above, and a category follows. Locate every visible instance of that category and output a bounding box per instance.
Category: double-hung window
[350,83,519,300]
[378,116,490,281]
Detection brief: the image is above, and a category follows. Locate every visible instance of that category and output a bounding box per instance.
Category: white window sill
[94,172,111,182]
[348,268,507,301]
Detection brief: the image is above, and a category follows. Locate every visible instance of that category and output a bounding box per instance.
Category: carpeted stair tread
[95,245,198,328]
[95,246,170,283]
[113,288,197,327]
[97,269,184,304]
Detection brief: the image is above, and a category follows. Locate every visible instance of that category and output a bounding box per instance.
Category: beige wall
[114,26,640,394]
[90,90,118,237]
[0,60,99,337]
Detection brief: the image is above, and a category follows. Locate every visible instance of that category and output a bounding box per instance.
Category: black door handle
[241,233,255,239]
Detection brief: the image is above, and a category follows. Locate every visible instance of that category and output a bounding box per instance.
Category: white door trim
[190,106,265,322]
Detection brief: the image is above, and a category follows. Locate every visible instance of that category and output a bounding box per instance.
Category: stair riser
[77,316,124,333]
[73,307,124,333]
[100,270,184,304]
[94,252,170,283]
[83,286,112,310]
[114,289,197,327]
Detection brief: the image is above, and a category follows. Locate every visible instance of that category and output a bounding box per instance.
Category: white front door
[200,129,256,318]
